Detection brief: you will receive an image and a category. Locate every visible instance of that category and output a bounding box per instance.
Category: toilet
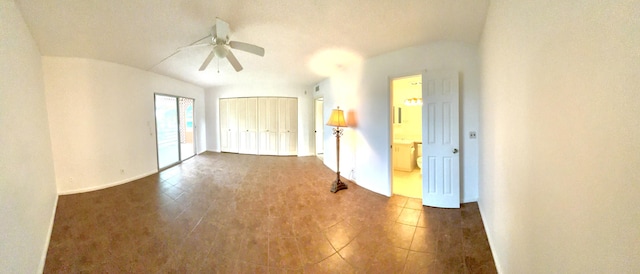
[416,143,423,173]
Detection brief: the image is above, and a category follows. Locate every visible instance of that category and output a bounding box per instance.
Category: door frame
[388,72,423,198]
[388,69,461,208]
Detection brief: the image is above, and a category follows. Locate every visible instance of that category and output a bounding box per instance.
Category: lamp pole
[331,126,347,193]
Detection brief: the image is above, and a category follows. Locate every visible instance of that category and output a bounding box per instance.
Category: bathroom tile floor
[393,169,423,199]
[44,152,496,273]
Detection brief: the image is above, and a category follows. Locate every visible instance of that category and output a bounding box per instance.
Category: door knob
[453,148,459,154]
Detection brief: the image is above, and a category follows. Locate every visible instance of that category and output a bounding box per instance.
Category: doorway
[390,75,423,199]
[390,70,461,208]
[314,98,324,160]
[154,94,196,170]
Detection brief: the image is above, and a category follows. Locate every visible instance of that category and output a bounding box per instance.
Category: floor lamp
[327,107,348,193]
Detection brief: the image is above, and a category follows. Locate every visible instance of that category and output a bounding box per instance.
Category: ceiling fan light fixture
[174,18,263,72]
[213,44,228,58]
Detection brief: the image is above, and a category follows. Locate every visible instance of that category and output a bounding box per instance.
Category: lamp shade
[326,108,347,127]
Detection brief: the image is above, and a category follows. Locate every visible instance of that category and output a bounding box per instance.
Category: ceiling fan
[178,18,265,72]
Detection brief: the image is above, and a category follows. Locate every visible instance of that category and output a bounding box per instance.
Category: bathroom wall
[392,76,422,142]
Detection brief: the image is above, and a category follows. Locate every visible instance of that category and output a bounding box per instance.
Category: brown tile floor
[44,152,496,273]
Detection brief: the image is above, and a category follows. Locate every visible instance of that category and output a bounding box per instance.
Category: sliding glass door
[154,94,195,170]
[178,98,195,160]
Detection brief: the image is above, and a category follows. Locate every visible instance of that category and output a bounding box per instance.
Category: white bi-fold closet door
[238,98,259,154]
[220,97,297,156]
[276,98,298,155]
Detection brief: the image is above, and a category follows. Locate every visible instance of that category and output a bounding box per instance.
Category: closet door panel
[287,132,297,155]
[219,99,230,152]
[258,98,268,132]
[220,98,239,153]
[267,98,278,133]
[289,98,298,155]
[248,131,259,154]
[258,97,278,155]
[277,97,298,155]
[278,98,288,132]
[244,98,258,154]
[237,98,247,131]
[228,99,238,132]
[265,97,279,155]
[247,98,258,131]
[257,98,267,154]
[229,98,239,153]
[288,98,298,132]
[237,98,246,153]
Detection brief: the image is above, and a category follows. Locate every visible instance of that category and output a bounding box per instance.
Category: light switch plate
[470,131,477,139]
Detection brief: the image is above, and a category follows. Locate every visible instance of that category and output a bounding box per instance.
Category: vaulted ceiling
[16,0,489,88]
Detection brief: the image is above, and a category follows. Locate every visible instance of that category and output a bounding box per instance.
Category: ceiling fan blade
[226,50,243,72]
[199,49,216,71]
[229,41,265,57]
[214,18,230,42]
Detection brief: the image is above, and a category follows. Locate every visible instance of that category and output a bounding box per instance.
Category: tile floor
[392,169,423,199]
[44,152,496,273]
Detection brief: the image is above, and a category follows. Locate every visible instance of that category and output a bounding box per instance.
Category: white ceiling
[15,0,489,89]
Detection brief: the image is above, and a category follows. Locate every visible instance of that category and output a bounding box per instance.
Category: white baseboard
[58,170,157,195]
[38,194,58,273]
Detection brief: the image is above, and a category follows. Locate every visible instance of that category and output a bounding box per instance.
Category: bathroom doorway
[314,98,324,160]
[390,74,423,198]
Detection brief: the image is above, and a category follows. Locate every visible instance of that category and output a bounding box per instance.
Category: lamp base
[330,172,348,193]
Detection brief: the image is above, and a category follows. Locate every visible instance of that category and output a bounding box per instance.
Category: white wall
[0,1,58,272]
[319,41,480,201]
[43,57,206,194]
[479,0,640,272]
[205,84,315,156]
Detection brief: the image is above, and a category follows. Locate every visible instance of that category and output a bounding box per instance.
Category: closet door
[287,98,298,155]
[220,98,239,153]
[278,98,298,155]
[237,98,248,153]
[220,99,230,152]
[238,98,258,154]
[258,97,278,155]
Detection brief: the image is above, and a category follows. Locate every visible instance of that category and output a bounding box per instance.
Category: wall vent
[315,85,320,92]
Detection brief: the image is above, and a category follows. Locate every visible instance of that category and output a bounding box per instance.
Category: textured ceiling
[16,0,489,88]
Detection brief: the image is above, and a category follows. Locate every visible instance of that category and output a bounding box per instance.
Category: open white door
[422,70,460,208]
